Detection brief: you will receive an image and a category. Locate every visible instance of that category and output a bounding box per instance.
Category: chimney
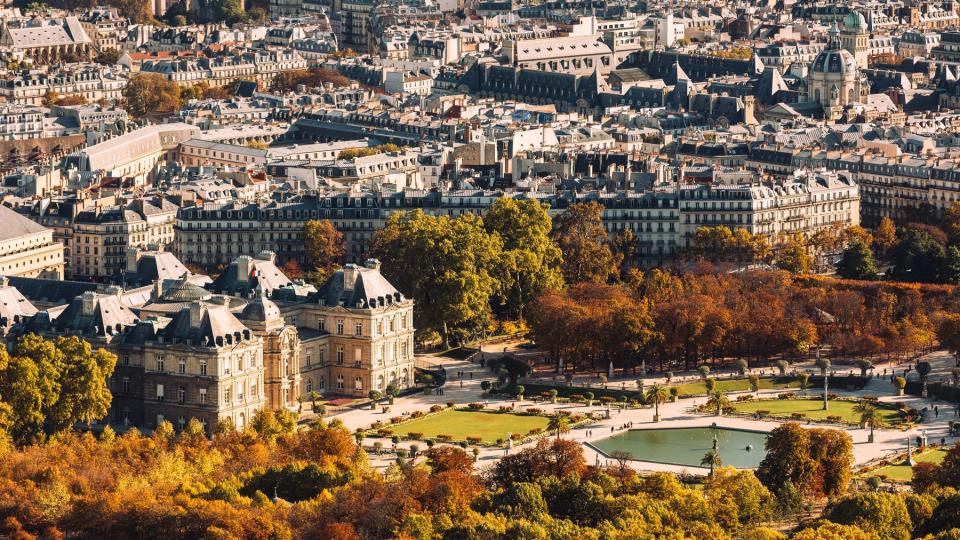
[364,258,381,271]
[189,301,203,328]
[236,256,252,283]
[343,263,359,291]
[126,247,141,273]
[81,291,97,317]
[153,279,163,300]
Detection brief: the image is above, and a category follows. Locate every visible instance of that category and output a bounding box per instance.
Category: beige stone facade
[0,205,64,279]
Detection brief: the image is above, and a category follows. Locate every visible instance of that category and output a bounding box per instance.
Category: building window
[156,384,165,401]
[318,318,325,332]
[224,387,231,403]
[306,379,313,394]
[306,351,312,367]
[199,388,206,405]
[355,322,362,336]
[251,381,257,397]
[336,320,344,334]
[122,377,129,393]
[178,416,186,432]
[337,347,344,365]
[237,381,244,401]
[336,375,344,389]
[156,355,164,371]
[318,349,325,365]
[123,355,130,366]
[320,375,326,390]
[178,386,186,403]
[354,376,362,390]
[200,360,207,376]
[178,358,186,374]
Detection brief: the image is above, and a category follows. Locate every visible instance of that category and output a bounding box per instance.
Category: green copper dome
[843,10,866,30]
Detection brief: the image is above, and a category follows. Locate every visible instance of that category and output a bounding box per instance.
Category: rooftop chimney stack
[343,263,359,291]
[81,291,97,317]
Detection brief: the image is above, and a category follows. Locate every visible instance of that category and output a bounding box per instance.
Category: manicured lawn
[385,409,551,443]
[671,376,801,396]
[731,398,904,424]
[861,449,948,482]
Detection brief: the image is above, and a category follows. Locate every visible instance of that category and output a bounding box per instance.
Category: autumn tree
[303,219,345,280]
[483,198,563,318]
[827,492,912,540]
[756,422,818,497]
[550,202,619,284]
[122,73,181,117]
[706,467,773,533]
[938,315,960,367]
[774,234,813,274]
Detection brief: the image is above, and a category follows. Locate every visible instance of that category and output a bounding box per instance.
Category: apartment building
[20,195,177,281]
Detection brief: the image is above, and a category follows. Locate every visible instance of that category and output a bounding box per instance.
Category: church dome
[843,10,866,30]
[239,295,281,323]
[811,27,857,75]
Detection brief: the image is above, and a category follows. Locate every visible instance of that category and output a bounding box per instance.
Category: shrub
[410,411,425,419]
[791,413,806,419]
[600,396,616,404]
[407,432,423,440]
[497,406,511,412]
[528,428,543,436]
[778,392,796,400]
[737,395,754,402]
[526,408,542,415]
[467,403,484,410]
[756,410,770,416]
[510,433,522,440]
[569,394,584,403]
[436,434,452,441]
[495,438,505,445]
[446,401,456,408]
[430,404,443,413]
[466,436,482,445]
[390,417,403,424]
[377,428,393,437]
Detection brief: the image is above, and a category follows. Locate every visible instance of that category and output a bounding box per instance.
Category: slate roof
[52,292,139,337]
[312,261,403,309]
[0,283,38,327]
[0,205,49,241]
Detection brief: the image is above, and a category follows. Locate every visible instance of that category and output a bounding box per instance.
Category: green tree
[837,240,879,280]
[303,219,345,279]
[547,414,570,440]
[371,210,502,344]
[856,402,885,443]
[93,49,121,65]
[701,448,722,476]
[890,229,945,283]
[0,335,116,445]
[122,73,181,117]
[550,202,619,284]
[483,198,563,318]
[706,389,729,416]
[828,492,912,540]
[645,384,669,422]
[213,0,246,24]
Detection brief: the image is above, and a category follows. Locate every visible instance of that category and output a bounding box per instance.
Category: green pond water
[590,427,769,469]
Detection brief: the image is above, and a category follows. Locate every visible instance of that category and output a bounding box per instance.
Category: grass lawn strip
[730,398,903,424]
[861,449,948,482]
[670,376,801,396]
[386,409,551,444]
